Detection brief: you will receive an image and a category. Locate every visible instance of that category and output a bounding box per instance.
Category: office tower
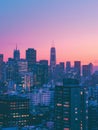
[74,61,81,79]
[50,47,56,72]
[0,94,29,127]
[54,83,63,130]
[88,97,98,130]
[17,59,29,88]
[53,63,65,82]
[33,63,48,87]
[60,62,65,71]
[26,48,36,72]
[24,72,33,91]
[39,60,48,66]
[66,61,71,73]
[80,88,88,130]
[54,79,85,130]
[0,54,5,82]
[5,58,21,85]
[13,46,20,61]
[39,60,48,83]
[5,59,16,82]
[17,59,28,74]
[0,54,3,63]
[82,63,93,78]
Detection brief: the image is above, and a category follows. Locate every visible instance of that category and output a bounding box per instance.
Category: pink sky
[1,0,98,65]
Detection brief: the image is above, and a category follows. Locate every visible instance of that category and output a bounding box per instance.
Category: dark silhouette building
[66,61,71,73]
[5,58,20,85]
[0,94,29,127]
[74,61,81,80]
[54,79,86,130]
[0,54,5,82]
[50,47,56,72]
[33,62,48,87]
[26,48,36,72]
[82,63,93,78]
[88,97,98,130]
[13,46,20,61]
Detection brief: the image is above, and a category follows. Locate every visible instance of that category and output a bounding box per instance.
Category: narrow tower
[13,45,20,61]
[50,46,56,72]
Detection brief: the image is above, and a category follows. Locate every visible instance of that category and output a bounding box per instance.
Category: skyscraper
[0,54,3,63]
[0,54,5,82]
[54,79,86,130]
[26,48,36,72]
[5,58,20,85]
[18,59,28,74]
[88,97,98,130]
[13,46,20,61]
[82,63,93,78]
[50,47,56,72]
[66,61,71,73]
[74,61,81,79]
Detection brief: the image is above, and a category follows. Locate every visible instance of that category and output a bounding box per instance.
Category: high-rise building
[54,83,63,130]
[54,79,86,130]
[50,47,56,72]
[53,63,65,82]
[5,59,20,84]
[39,60,48,84]
[18,59,28,74]
[16,59,28,88]
[0,54,3,63]
[26,48,36,72]
[60,62,65,71]
[88,97,98,130]
[66,61,71,73]
[82,63,93,78]
[33,63,48,86]
[39,60,48,66]
[0,94,29,127]
[74,61,81,79]
[13,46,20,61]
[0,54,5,82]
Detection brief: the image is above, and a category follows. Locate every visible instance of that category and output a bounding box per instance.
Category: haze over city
[1,0,98,65]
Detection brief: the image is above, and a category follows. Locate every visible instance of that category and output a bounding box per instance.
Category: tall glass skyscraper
[26,48,36,72]
[13,46,20,61]
[50,47,56,72]
[54,79,86,130]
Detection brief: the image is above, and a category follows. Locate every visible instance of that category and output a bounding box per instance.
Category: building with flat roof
[0,94,29,127]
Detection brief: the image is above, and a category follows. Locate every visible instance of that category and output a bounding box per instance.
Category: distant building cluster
[0,46,98,129]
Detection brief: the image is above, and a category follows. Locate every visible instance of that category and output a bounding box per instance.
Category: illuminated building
[54,79,85,130]
[17,59,28,74]
[88,97,98,130]
[0,94,29,127]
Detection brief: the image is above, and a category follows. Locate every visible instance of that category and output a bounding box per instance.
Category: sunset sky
[0,0,98,65]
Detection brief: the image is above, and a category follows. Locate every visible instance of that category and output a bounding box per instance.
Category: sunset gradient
[0,0,98,65]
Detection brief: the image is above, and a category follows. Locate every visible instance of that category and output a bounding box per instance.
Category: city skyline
[1,0,98,65]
